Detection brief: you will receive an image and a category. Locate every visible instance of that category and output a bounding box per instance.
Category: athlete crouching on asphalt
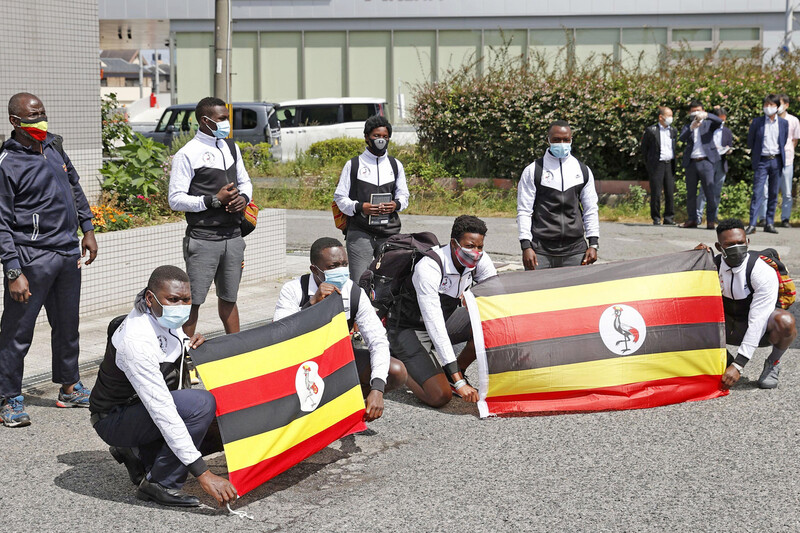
[695,218,797,389]
[388,215,497,407]
[273,238,407,422]
[89,266,236,508]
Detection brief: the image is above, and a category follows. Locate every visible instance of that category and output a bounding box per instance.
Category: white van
[274,97,386,161]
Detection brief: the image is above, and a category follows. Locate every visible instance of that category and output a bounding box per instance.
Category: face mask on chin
[720,243,748,268]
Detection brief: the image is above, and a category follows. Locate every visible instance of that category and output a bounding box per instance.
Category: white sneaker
[758,360,781,389]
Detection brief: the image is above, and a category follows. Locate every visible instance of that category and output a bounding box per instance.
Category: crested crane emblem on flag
[464,250,727,418]
[297,362,324,412]
[190,294,366,495]
[599,304,646,355]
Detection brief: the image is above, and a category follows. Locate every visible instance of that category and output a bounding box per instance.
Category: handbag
[241,201,259,237]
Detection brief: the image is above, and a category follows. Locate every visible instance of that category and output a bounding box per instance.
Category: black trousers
[686,159,716,224]
[94,389,217,489]
[648,161,675,222]
[0,247,81,399]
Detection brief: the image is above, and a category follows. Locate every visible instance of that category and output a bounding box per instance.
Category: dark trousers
[749,157,781,226]
[93,389,216,489]
[0,247,81,398]
[685,159,716,224]
[536,251,585,269]
[648,161,675,222]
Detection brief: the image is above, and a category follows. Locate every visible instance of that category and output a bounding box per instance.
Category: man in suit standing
[641,106,677,225]
[679,100,723,229]
[746,94,788,235]
[697,107,733,224]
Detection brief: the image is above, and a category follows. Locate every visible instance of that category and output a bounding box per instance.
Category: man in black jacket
[641,106,677,225]
[0,93,98,427]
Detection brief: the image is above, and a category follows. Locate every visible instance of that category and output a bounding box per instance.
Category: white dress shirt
[762,116,780,156]
[273,277,390,384]
[690,126,706,159]
[168,131,253,212]
[783,113,800,165]
[112,308,200,468]
[659,124,674,161]
[719,256,778,362]
[411,244,497,367]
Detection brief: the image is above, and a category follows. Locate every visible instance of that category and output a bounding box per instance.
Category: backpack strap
[744,252,759,295]
[299,274,311,309]
[348,156,359,201]
[223,137,238,165]
[348,282,361,330]
[713,253,722,271]
[533,157,544,189]
[388,155,399,183]
[577,160,589,193]
[51,134,67,159]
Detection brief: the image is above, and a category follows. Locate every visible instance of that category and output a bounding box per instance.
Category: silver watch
[211,196,222,209]
[6,268,22,280]
[589,244,599,250]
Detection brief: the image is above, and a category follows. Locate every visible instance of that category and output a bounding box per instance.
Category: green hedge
[306,137,367,167]
[411,48,800,182]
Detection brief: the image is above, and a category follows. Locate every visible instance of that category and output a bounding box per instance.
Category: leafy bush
[237,142,274,177]
[307,137,366,167]
[100,133,170,215]
[718,179,752,220]
[90,204,135,232]
[412,45,800,186]
[168,131,196,156]
[101,93,133,157]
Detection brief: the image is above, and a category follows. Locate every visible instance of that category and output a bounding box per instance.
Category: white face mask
[764,106,778,117]
[663,116,673,126]
[778,104,787,114]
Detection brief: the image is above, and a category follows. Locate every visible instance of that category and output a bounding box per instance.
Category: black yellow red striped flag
[191,294,366,495]
[464,250,727,417]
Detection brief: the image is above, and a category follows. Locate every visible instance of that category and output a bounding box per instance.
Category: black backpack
[358,232,443,324]
[299,274,362,330]
[713,248,796,309]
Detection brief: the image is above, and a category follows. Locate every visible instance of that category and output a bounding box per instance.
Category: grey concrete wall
[0,0,103,202]
[0,209,287,323]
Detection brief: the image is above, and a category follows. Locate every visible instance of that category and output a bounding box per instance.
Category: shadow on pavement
[384,388,479,417]
[55,441,358,512]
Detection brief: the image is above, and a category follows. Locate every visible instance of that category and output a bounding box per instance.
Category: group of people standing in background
[641,94,798,232]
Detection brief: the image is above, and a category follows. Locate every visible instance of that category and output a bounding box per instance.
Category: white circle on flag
[296,361,325,412]
[598,304,647,356]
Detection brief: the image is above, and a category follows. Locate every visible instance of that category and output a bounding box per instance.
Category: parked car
[143,102,281,154]
[274,97,386,161]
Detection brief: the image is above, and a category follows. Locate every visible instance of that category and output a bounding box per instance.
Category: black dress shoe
[680,221,698,228]
[764,224,779,234]
[781,219,791,228]
[745,225,757,235]
[109,446,145,486]
[706,223,715,230]
[136,478,200,507]
[663,219,676,225]
[652,219,661,225]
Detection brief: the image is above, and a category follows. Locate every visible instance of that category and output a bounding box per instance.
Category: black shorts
[725,316,771,348]
[388,307,472,385]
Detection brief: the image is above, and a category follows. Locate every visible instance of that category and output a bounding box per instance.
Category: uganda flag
[191,293,366,495]
[463,250,727,418]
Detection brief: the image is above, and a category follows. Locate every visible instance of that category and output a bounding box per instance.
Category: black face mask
[369,137,388,154]
[720,243,748,268]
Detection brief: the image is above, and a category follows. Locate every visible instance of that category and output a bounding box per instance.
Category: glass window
[155,110,173,132]
[173,110,194,132]
[276,106,296,128]
[300,105,339,126]
[720,28,760,41]
[621,28,667,69]
[575,29,619,65]
[672,29,712,42]
[234,108,259,130]
[529,29,571,71]
[719,48,759,59]
[343,104,373,122]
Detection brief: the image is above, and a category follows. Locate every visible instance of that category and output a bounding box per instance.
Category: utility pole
[214,0,231,102]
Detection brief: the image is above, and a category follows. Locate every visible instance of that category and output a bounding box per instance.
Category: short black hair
[779,93,791,106]
[147,265,190,292]
[364,115,392,137]
[764,94,781,107]
[195,96,227,123]
[689,100,703,109]
[310,237,344,265]
[715,218,745,236]
[547,120,571,136]
[451,215,488,241]
[8,92,40,116]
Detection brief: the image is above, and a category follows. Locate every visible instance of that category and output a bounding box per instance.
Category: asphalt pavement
[1,211,798,532]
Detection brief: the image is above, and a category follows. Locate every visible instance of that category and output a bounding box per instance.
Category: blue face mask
[204,116,231,139]
[323,266,350,290]
[549,142,572,159]
[149,291,191,329]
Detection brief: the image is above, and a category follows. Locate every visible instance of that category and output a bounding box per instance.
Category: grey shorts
[183,235,245,305]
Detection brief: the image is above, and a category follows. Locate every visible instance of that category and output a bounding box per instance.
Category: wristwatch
[6,268,22,280]
[589,244,599,250]
[211,196,223,209]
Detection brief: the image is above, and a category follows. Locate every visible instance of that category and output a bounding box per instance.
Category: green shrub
[411,45,800,186]
[237,142,274,177]
[100,133,170,215]
[307,137,366,167]
[101,93,133,157]
[168,131,195,156]
[718,179,752,220]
